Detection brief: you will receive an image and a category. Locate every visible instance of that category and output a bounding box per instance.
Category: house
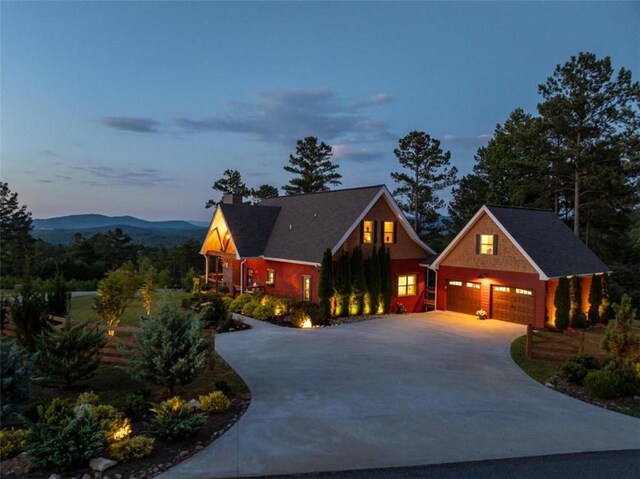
[199,185,435,313]
[429,205,610,327]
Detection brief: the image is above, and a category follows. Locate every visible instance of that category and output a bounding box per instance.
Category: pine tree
[554,277,570,331]
[125,303,210,396]
[0,183,34,277]
[587,274,602,326]
[1,337,35,423]
[11,266,50,352]
[318,249,334,321]
[382,247,393,313]
[205,169,251,208]
[351,247,366,316]
[35,319,106,388]
[601,294,638,359]
[46,268,70,317]
[368,245,381,314]
[283,137,342,195]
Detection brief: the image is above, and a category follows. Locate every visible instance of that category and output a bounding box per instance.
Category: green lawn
[511,335,562,383]
[69,290,192,327]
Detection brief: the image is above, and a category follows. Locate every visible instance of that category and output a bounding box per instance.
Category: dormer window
[476,234,499,255]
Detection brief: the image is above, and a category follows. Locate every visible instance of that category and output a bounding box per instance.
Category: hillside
[32,214,208,247]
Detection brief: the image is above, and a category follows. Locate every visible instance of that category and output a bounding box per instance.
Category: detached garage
[430,205,610,328]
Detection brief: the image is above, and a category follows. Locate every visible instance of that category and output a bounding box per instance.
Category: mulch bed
[1,395,251,479]
[545,375,640,418]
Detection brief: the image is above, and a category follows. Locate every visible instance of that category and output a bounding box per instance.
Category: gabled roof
[431,205,609,280]
[216,204,280,258]
[201,185,434,264]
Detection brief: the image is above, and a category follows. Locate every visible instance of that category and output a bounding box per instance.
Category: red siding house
[200,185,435,313]
[429,205,610,327]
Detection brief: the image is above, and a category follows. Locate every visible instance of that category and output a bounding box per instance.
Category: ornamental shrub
[214,380,232,398]
[318,248,334,321]
[105,417,132,445]
[241,301,260,317]
[35,318,106,388]
[367,246,381,315]
[46,268,70,317]
[230,293,256,313]
[601,294,639,360]
[75,391,100,407]
[553,277,570,331]
[27,399,106,469]
[200,295,230,329]
[11,270,51,352]
[569,275,582,328]
[109,435,155,461]
[0,428,27,460]
[351,247,366,317]
[198,391,231,413]
[252,304,275,321]
[599,274,611,324]
[561,354,600,385]
[587,274,602,326]
[150,397,206,441]
[334,250,351,317]
[125,303,209,395]
[584,360,636,399]
[124,393,149,421]
[0,337,35,423]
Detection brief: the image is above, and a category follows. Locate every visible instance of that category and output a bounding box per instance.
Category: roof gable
[431,205,609,279]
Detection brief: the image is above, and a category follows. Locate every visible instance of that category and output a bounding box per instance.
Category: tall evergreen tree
[569,275,585,328]
[599,274,611,324]
[588,274,602,326]
[537,52,639,239]
[11,266,51,352]
[318,249,334,321]
[250,184,279,203]
[446,172,490,235]
[0,183,34,277]
[334,250,351,317]
[368,245,381,314]
[46,268,70,317]
[391,131,458,237]
[283,137,341,195]
[554,277,570,331]
[351,247,366,316]
[380,246,393,313]
[205,169,251,208]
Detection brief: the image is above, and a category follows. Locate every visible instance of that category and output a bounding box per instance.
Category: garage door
[446,280,481,315]
[491,286,534,324]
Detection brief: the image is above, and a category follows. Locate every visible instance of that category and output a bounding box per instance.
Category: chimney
[222,194,243,205]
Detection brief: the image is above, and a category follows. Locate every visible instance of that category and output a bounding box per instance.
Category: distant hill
[33,214,201,231]
[32,214,207,247]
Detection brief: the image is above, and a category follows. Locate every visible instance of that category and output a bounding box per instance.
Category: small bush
[0,429,27,460]
[109,435,155,461]
[105,417,132,444]
[200,295,230,330]
[584,362,637,399]
[561,354,600,385]
[76,391,100,406]
[124,393,149,421]
[0,337,35,423]
[91,404,118,428]
[229,293,256,313]
[198,391,231,413]
[27,403,105,469]
[241,301,260,317]
[150,397,206,441]
[252,304,275,321]
[290,301,324,327]
[214,380,231,398]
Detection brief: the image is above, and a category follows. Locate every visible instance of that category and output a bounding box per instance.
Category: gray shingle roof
[486,205,609,278]
[219,204,280,258]
[259,186,385,263]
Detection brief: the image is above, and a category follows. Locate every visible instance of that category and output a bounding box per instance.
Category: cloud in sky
[75,165,173,187]
[99,89,394,146]
[99,117,162,133]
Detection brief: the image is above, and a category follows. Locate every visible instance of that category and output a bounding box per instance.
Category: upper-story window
[476,234,498,255]
[362,220,374,244]
[383,221,396,244]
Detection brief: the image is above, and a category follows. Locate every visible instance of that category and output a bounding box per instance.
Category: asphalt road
[254,450,640,479]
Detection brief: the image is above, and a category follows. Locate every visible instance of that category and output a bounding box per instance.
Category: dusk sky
[2,2,638,222]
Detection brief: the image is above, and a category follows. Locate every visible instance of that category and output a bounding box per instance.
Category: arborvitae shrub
[588,274,602,326]
[569,275,582,328]
[318,248,334,321]
[554,277,570,331]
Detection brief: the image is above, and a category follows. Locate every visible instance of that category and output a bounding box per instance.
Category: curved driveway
[161,312,639,478]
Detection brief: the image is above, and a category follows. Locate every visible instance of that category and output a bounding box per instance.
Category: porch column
[205,255,210,282]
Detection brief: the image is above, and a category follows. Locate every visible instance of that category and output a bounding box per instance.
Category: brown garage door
[491,286,535,324]
[446,280,481,315]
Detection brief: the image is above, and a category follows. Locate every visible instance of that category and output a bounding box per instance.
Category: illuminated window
[363,221,374,244]
[383,221,395,243]
[494,286,510,292]
[516,288,532,296]
[302,276,311,301]
[449,280,462,286]
[398,274,417,297]
[466,282,480,289]
[266,269,275,286]
[480,235,494,254]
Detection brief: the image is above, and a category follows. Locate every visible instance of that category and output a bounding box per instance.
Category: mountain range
[32,214,209,247]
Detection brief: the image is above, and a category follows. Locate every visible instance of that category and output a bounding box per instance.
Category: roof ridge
[264,184,385,200]
[486,204,554,213]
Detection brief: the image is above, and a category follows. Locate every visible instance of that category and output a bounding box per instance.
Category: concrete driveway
[160,312,640,479]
